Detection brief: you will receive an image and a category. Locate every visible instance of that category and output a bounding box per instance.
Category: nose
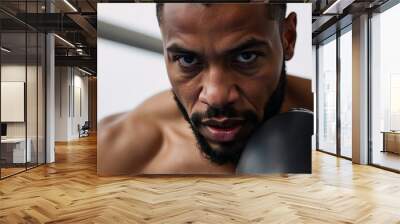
[198,66,239,108]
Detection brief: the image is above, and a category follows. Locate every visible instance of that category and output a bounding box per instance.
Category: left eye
[236,52,257,63]
[178,55,198,67]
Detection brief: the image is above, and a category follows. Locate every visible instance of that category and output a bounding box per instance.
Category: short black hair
[156,3,287,25]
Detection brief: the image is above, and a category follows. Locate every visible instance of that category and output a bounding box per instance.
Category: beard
[173,63,287,166]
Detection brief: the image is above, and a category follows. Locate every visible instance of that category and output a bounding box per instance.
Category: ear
[281,12,297,61]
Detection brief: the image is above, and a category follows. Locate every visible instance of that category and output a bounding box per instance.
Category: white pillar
[312,45,317,150]
[45,0,56,163]
[352,14,369,164]
[46,32,55,163]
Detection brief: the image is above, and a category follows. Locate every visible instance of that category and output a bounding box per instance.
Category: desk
[1,138,31,163]
[382,131,400,154]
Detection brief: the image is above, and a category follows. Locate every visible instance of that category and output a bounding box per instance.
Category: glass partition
[0,2,46,179]
[38,32,45,165]
[27,31,38,169]
[0,31,28,177]
[26,0,44,170]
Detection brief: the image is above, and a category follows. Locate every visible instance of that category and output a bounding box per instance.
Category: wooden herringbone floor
[1,134,400,224]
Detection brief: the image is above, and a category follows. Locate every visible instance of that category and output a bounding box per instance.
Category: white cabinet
[1,138,32,163]
[1,82,25,122]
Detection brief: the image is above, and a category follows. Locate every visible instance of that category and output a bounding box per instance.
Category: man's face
[159,4,296,165]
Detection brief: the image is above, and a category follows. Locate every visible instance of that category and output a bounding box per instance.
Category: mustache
[190,105,259,128]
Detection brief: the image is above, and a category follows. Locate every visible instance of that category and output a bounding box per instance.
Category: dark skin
[98,4,311,176]
[163,4,296,159]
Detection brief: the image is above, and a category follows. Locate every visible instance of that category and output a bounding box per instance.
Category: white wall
[1,63,46,164]
[72,73,89,138]
[98,3,312,120]
[55,67,89,141]
[1,65,39,138]
[55,67,69,141]
[98,3,161,39]
[286,4,312,79]
[97,39,169,120]
[97,3,169,120]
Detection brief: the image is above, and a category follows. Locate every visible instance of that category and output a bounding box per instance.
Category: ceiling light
[63,0,78,12]
[54,34,75,48]
[76,48,85,55]
[78,67,92,76]
[1,47,11,53]
[323,0,354,15]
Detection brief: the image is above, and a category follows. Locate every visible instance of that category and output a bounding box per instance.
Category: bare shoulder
[132,89,182,120]
[286,75,311,93]
[97,89,180,176]
[283,75,313,112]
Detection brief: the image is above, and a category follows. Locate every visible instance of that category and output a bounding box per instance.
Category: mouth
[201,117,244,143]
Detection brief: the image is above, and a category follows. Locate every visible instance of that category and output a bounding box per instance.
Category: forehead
[160,4,280,50]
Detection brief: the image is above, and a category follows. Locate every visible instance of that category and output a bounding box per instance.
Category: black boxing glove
[236,108,313,174]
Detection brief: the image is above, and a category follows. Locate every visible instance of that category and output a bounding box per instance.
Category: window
[370,2,400,171]
[339,29,352,158]
[318,36,337,154]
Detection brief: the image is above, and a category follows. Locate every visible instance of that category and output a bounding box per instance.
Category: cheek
[167,69,201,115]
[239,60,282,118]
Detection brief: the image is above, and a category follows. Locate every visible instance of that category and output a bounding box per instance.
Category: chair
[79,121,90,138]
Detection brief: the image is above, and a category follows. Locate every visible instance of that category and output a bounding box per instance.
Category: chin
[208,139,246,156]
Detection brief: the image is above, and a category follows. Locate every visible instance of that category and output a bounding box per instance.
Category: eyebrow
[165,37,270,56]
[225,38,270,55]
[166,44,197,55]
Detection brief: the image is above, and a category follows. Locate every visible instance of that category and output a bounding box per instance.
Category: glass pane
[340,29,352,158]
[1,31,27,177]
[318,37,337,154]
[38,33,45,165]
[0,1,46,178]
[371,3,400,171]
[27,31,38,169]
[26,0,39,168]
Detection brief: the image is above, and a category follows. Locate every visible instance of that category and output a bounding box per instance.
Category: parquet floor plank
[0,134,399,223]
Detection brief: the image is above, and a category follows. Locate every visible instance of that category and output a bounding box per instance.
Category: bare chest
[141,126,235,174]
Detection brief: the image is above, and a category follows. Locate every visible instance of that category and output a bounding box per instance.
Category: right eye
[235,52,258,63]
[174,55,199,67]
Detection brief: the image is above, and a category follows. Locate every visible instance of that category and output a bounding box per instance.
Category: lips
[201,118,244,142]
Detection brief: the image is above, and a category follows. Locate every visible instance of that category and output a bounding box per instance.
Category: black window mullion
[36,0,39,168]
[367,11,373,165]
[316,44,320,151]
[336,29,341,157]
[0,26,2,179]
[25,0,28,171]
